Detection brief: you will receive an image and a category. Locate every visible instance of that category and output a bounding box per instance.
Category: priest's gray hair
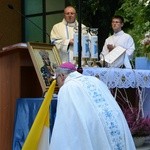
[55,67,75,76]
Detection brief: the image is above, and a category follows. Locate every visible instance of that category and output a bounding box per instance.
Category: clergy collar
[62,19,77,27]
[113,30,124,36]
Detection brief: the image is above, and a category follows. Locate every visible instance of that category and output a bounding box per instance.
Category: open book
[104,46,126,67]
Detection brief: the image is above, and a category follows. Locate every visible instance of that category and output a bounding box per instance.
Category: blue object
[135,57,149,70]
[12,97,57,150]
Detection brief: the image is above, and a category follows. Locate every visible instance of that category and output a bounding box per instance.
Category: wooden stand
[0,43,43,150]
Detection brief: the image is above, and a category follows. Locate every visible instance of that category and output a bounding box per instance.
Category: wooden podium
[0,43,43,150]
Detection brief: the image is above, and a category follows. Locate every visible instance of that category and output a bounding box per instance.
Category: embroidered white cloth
[83,67,150,88]
[50,71,136,150]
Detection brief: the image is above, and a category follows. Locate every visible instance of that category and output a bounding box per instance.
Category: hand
[69,39,74,45]
[107,44,115,52]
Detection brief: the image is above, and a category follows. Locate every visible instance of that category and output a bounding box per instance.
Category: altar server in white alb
[49,62,136,150]
[101,15,135,68]
[50,6,86,63]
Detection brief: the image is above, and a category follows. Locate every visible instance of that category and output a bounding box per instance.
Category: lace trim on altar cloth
[83,68,150,88]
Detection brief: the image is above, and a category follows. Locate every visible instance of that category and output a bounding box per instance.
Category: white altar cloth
[83,67,150,88]
[83,67,150,117]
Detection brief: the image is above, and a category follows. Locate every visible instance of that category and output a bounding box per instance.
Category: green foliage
[116,0,150,58]
[66,0,122,27]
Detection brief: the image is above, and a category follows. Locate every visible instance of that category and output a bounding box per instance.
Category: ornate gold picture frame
[27,42,61,92]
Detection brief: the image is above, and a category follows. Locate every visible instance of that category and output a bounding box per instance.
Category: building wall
[0,0,22,50]
[0,1,22,150]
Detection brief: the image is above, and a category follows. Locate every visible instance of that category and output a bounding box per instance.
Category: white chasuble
[50,72,136,150]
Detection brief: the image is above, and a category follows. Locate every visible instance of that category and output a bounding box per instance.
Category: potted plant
[122,107,150,147]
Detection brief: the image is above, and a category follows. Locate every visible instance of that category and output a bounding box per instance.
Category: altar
[83,67,150,88]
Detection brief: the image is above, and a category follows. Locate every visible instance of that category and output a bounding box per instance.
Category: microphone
[7,4,51,43]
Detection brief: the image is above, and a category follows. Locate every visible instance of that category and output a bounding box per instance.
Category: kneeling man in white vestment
[49,62,136,150]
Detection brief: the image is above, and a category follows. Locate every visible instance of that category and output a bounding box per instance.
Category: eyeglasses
[112,21,121,24]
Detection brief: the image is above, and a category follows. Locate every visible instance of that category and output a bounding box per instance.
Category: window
[22,0,65,43]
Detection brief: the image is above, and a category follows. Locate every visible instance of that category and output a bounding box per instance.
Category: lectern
[0,43,43,150]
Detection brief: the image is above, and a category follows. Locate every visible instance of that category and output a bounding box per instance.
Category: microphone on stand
[7,4,51,44]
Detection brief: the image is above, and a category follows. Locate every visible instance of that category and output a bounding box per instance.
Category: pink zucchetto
[60,62,76,71]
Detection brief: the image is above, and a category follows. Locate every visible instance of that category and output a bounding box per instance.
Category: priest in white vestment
[49,62,136,150]
[50,6,86,63]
